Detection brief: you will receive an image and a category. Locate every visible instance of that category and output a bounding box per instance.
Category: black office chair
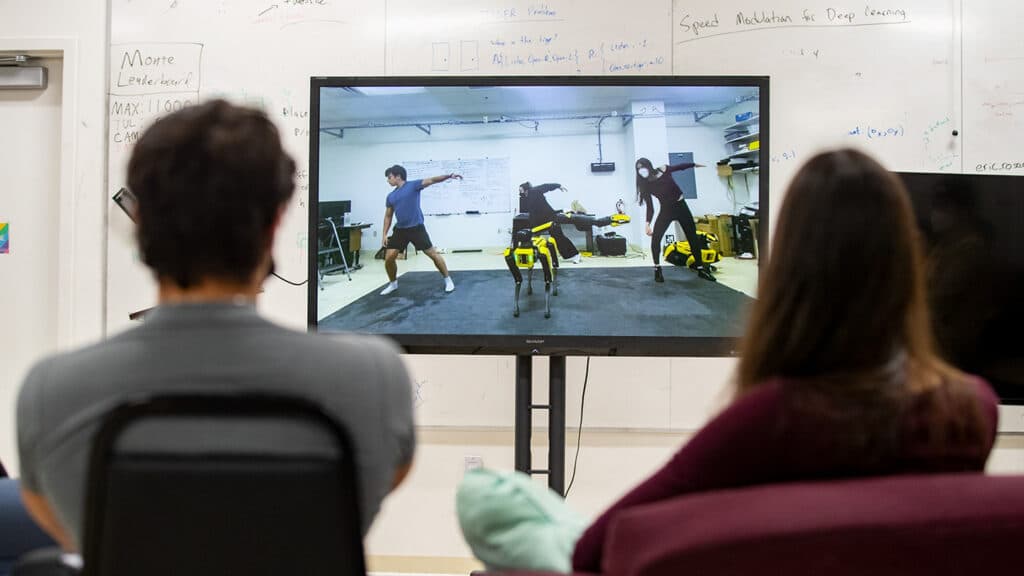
[16,393,365,576]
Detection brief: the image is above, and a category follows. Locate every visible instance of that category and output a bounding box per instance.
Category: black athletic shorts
[387,224,433,252]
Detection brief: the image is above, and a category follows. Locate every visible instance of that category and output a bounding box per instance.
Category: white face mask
[637,167,650,178]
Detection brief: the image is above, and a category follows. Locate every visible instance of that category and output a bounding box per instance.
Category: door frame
[0,38,92,347]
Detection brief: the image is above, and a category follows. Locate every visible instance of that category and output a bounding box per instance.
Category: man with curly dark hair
[16,100,416,551]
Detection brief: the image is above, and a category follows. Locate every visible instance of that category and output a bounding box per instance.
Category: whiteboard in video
[402,157,511,216]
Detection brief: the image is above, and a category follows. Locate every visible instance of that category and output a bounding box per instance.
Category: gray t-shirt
[17,302,415,549]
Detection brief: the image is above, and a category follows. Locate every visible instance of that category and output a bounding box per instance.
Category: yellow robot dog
[503,211,631,318]
[504,221,560,318]
[663,231,722,270]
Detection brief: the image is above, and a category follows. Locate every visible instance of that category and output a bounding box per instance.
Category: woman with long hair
[457,149,998,574]
[571,148,998,571]
[635,157,715,282]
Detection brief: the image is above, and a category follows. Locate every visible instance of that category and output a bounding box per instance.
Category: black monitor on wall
[899,171,1024,404]
[308,76,769,356]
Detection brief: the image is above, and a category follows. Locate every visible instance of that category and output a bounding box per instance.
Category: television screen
[899,172,1024,404]
[309,77,768,356]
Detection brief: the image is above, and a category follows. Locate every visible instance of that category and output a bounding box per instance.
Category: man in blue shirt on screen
[380,164,462,295]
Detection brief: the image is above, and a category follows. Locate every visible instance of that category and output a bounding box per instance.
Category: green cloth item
[456,468,586,573]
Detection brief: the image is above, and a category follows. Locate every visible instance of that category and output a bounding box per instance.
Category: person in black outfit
[635,157,715,283]
[519,182,581,263]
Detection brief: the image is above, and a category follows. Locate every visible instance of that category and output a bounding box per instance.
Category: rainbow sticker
[0,222,8,254]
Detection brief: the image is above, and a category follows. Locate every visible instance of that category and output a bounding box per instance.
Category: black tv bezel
[308,75,769,357]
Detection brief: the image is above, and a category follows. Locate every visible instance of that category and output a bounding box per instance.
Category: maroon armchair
[596,473,1024,576]
[488,473,1024,576]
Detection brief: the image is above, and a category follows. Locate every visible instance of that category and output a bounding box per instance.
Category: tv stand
[515,354,566,495]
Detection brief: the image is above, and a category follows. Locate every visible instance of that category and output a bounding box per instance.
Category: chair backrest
[602,473,1024,576]
[81,394,365,576]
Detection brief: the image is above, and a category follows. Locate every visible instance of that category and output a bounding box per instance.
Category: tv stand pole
[515,354,566,495]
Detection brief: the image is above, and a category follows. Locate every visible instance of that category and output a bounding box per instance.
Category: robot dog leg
[534,235,559,297]
[504,249,524,317]
[536,240,555,319]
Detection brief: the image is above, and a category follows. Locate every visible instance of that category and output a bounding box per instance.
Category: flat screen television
[899,171,1024,404]
[308,76,768,356]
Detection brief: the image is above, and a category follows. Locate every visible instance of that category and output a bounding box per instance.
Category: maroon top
[572,376,999,572]
[640,162,695,224]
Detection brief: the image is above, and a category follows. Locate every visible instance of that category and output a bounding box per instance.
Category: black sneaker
[654,266,664,283]
[697,267,716,282]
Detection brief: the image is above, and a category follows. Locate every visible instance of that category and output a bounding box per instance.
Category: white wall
[320,118,633,250]
[0,0,110,473]
[666,124,757,217]
[668,99,761,218]
[365,354,738,566]
[319,114,741,251]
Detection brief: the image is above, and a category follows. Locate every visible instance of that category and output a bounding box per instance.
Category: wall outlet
[464,455,484,472]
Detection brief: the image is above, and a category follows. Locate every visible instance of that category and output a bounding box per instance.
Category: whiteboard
[105,0,1022,429]
[106,0,386,331]
[384,0,673,75]
[962,0,1024,176]
[402,157,510,215]
[673,0,961,224]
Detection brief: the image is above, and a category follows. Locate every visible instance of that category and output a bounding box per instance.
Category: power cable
[564,356,590,498]
[271,272,307,286]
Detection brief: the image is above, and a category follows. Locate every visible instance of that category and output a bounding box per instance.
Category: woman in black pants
[635,157,715,283]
